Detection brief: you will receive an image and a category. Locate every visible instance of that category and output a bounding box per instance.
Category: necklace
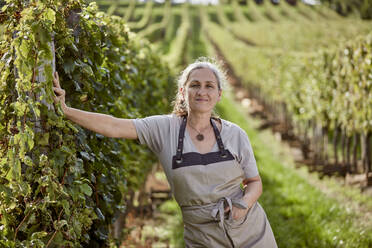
[188,121,210,141]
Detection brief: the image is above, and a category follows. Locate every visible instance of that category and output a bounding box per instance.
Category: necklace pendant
[196,134,204,141]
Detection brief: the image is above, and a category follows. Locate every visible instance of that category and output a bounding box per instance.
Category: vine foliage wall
[0,0,172,246]
[282,34,372,176]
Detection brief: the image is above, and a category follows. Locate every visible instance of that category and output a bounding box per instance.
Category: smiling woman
[182,68,222,119]
[53,57,277,247]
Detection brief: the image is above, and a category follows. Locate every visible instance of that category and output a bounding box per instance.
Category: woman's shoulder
[137,113,181,121]
[219,118,251,143]
[219,118,244,133]
[133,114,182,139]
[133,114,179,127]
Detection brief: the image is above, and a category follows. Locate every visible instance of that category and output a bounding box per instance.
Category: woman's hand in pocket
[232,206,249,220]
[224,205,249,220]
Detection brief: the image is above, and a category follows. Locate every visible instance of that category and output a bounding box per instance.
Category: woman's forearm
[63,106,137,139]
[242,177,263,209]
[64,106,117,137]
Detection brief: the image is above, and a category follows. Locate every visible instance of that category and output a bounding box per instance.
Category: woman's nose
[197,86,207,95]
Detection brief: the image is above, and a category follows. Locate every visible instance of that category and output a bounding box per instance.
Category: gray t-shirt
[133,114,259,193]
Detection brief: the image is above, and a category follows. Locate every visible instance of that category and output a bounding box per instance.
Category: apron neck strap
[175,116,187,163]
[210,118,227,157]
[176,116,227,162]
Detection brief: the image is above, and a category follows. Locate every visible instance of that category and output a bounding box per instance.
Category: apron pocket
[226,209,249,228]
[226,203,276,248]
[226,202,256,229]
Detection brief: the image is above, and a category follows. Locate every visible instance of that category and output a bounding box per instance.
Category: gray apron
[171,117,277,248]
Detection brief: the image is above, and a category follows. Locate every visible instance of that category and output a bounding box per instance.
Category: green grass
[122,0,136,22]
[207,9,220,25]
[223,5,236,22]
[128,0,154,32]
[156,12,181,54]
[259,1,283,22]
[140,12,164,41]
[163,4,190,71]
[137,2,172,42]
[185,7,207,63]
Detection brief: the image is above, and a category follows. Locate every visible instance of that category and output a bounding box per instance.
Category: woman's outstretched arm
[52,72,138,139]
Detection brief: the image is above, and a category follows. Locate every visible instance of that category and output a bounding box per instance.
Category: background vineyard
[92,0,372,180]
[1,0,371,247]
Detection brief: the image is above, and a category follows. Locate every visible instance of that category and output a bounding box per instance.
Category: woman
[53,57,277,247]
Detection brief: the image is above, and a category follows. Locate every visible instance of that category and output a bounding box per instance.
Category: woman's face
[181,68,222,115]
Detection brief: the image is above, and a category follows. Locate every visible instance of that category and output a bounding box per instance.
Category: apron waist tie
[210,197,249,238]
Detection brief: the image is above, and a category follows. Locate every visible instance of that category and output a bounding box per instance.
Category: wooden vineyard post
[333,125,339,167]
[341,127,346,170]
[311,119,318,171]
[318,123,325,166]
[345,133,351,174]
[322,125,329,166]
[352,133,358,173]
[361,131,367,176]
[365,131,372,186]
[302,120,311,160]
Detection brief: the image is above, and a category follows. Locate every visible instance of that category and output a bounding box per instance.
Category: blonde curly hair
[172,57,227,117]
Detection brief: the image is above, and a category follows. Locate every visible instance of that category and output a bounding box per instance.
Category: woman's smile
[196,98,208,101]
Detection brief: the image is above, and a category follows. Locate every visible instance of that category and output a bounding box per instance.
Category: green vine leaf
[79,184,92,196]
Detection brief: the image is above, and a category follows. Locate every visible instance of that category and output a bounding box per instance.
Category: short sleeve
[237,129,259,179]
[132,115,171,154]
